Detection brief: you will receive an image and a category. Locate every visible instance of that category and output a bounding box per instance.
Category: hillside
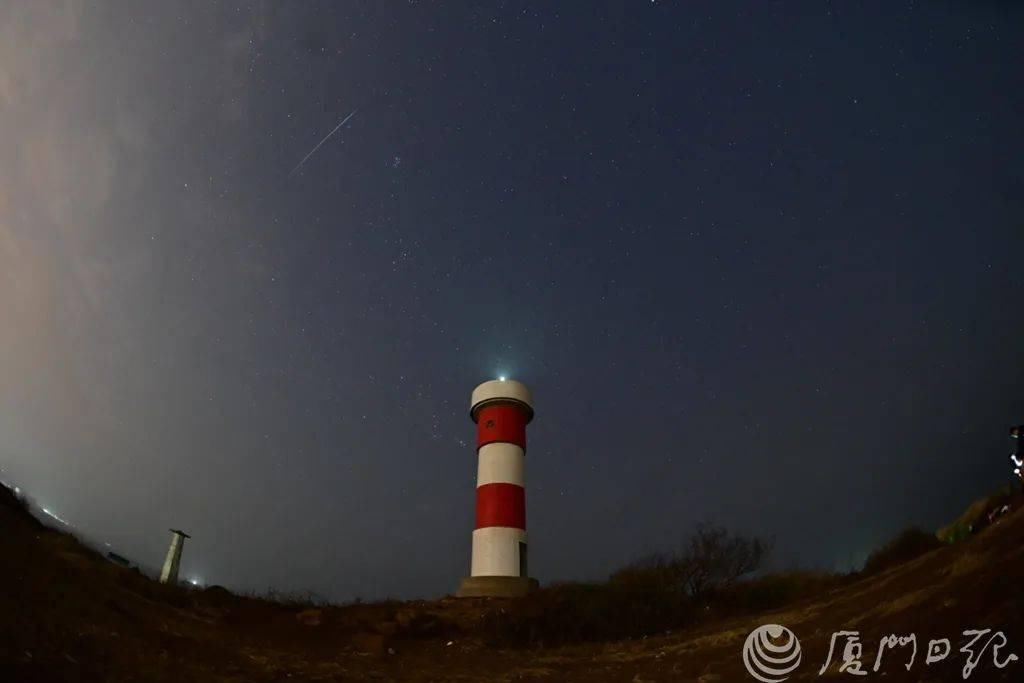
[2,483,1022,682]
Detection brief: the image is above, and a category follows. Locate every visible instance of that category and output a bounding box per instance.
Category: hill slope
[2,484,1022,682]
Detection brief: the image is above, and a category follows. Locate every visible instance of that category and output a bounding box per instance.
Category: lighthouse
[159,528,190,585]
[457,378,539,597]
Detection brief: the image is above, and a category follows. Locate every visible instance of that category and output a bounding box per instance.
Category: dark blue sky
[1,1,1022,600]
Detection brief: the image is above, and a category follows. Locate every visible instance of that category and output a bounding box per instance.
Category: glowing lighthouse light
[457,378,539,597]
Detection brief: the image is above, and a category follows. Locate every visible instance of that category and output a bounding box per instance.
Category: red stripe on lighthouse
[475,483,526,530]
[475,404,527,449]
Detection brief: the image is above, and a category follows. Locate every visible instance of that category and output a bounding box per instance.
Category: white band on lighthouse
[471,527,527,576]
[477,442,525,487]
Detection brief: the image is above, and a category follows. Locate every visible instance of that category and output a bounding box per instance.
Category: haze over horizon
[2,1,1023,601]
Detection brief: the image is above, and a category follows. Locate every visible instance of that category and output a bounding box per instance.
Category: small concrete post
[159,528,191,584]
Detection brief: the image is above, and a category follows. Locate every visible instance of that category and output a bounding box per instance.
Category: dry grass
[4,477,1024,681]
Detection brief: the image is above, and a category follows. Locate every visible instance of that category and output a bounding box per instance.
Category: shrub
[0,482,43,530]
[0,481,31,514]
[862,527,942,576]
[720,571,841,614]
[480,579,695,648]
[678,524,770,599]
[612,526,770,601]
[937,485,1015,543]
[608,552,681,597]
[482,526,771,648]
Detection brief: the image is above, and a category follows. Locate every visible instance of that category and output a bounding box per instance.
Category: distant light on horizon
[41,507,70,526]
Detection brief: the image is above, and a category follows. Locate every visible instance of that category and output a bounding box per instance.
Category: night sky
[2,1,1023,601]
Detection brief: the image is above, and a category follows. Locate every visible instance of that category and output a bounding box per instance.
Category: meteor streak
[289,109,358,176]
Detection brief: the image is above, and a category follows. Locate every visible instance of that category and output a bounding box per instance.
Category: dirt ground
[2,484,1022,682]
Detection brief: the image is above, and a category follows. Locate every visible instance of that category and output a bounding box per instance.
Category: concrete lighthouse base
[456,576,539,598]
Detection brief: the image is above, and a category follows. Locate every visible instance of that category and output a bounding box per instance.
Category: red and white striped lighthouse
[457,378,539,598]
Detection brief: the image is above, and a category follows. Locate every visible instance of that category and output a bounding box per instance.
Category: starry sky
[2,1,1023,601]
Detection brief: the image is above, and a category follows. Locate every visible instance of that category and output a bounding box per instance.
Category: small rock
[376,621,399,637]
[352,632,390,656]
[296,608,323,626]
[395,608,416,629]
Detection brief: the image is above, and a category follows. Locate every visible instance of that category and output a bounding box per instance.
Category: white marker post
[159,528,191,585]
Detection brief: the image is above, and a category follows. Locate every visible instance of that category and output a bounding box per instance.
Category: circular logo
[742,624,802,683]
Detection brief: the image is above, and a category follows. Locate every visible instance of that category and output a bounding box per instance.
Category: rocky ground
[2,482,1022,682]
